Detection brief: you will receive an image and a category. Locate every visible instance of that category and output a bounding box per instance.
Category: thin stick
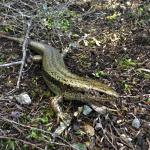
[0,61,22,67]
[137,68,150,73]
[0,3,31,18]
[0,136,44,150]
[0,117,78,150]
[16,19,32,88]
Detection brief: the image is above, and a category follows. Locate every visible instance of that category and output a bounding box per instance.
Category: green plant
[106,12,121,22]
[0,56,5,64]
[1,139,17,150]
[123,82,132,93]
[40,3,78,32]
[134,4,150,27]
[119,58,137,69]
[27,129,44,141]
[34,116,49,124]
[94,71,108,78]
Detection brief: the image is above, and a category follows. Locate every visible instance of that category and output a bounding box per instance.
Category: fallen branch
[0,117,78,150]
[137,68,150,73]
[0,2,31,18]
[0,136,44,150]
[0,61,22,67]
[16,18,32,88]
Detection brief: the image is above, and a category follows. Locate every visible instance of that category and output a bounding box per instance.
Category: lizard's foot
[51,96,72,135]
[57,112,72,125]
[51,96,72,124]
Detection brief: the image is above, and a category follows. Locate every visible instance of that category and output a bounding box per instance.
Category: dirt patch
[0,0,150,149]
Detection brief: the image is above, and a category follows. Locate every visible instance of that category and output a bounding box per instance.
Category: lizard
[0,33,119,120]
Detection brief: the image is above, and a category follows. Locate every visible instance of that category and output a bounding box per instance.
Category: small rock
[95,122,105,131]
[126,1,131,6]
[83,105,93,115]
[8,96,13,100]
[53,122,68,135]
[91,105,107,115]
[11,111,22,119]
[70,42,79,49]
[72,143,87,150]
[132,118,141,129]
[74,107,83,117]
[15,93,32,105]
[120,134,132,142]
[94,119,103,130]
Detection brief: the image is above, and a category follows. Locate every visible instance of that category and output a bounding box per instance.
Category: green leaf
[124,83,132,93]
[119,58,137,69]
[5,140,16,150]
[94,71,108,78]
[34,116,49,124]
[106,12,120,21]
[30,130,39,139]
[73,143,87,150]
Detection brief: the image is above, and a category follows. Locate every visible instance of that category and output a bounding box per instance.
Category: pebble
[83,105,93,115]
[132,118,141,129]
[15,92,32,105]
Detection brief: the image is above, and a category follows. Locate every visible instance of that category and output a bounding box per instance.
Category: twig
[0,136,44,150]
[110,121,135,149]
[137,68,150,73]
[0,117,53,135]
[0,3,31,18]
[119,95,141,101]
[0,61,22,67]
[103,132,118,150]
[96,117,118,150]
[16,18,32,89]
[0,117,78,150]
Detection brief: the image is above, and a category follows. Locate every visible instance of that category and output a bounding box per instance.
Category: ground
[0,0,150,150]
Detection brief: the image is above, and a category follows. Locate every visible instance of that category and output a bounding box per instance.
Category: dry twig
[0,136,44,150]
[0,61,22,67]
[16,18,32,88]
[0,117,78,150]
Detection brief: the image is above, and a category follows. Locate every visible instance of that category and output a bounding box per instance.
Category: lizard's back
[0,33,119,98]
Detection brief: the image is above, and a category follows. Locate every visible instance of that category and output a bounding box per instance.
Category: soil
[0,1,150,150]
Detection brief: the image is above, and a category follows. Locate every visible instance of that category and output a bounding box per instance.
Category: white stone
[132,118,141,129]
[15,93,32,105]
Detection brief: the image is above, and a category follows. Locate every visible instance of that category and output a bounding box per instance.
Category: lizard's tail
[0,32,23,43]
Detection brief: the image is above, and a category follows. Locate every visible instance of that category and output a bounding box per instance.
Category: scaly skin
[0,34,119,103]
